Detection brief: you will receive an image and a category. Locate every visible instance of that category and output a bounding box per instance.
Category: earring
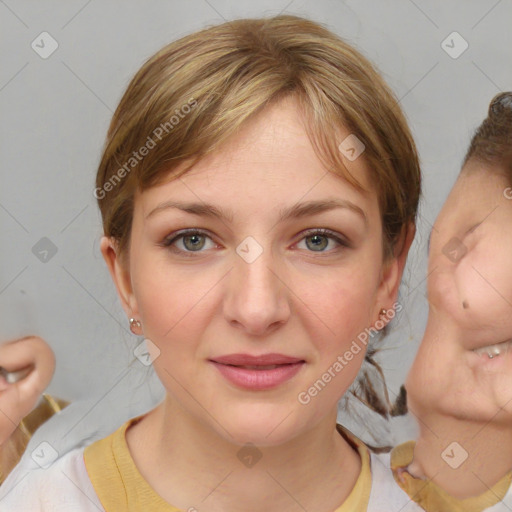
[129,318,142,335]
[375,308,389,332]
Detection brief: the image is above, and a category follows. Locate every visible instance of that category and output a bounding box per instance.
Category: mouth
[210,353,305,366]
[209,354,306,390]
[471,340,512,360]
[223,364,291,370]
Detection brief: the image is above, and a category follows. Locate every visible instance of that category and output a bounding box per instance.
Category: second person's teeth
[473,340,512,359]
[488,346,501,358]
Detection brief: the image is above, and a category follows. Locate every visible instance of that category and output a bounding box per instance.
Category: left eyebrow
[145,198,368,226]
[278,199,367,226]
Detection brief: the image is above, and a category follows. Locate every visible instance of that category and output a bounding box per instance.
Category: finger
[0,336,55,388]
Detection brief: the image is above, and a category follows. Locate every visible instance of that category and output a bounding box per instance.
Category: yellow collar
[84,417,372,511]
[390,441,512,512]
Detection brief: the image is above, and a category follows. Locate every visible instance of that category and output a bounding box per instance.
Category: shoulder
[367,449,512,512]
[0,446,105,512]
[471,484,512,512]
[1,394,70,486]
[335,424,424,511]
[492,487,512,511]
[367,451,425,511]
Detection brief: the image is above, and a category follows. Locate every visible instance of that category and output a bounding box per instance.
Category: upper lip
[210,353,305,366]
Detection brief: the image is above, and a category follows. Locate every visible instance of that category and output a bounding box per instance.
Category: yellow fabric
[0,394,69,485]
[334,423,372,511]
[84,416,372,511]
[390,440,512,512]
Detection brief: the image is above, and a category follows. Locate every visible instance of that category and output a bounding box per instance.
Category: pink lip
[211,353,304,365]
[209,353,305,390]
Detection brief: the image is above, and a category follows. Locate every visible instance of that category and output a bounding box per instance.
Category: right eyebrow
[146,201,233,221]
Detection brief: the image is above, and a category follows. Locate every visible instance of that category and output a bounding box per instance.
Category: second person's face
[407,160,512,423]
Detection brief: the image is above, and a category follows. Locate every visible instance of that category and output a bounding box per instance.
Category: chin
[214,410,304,447]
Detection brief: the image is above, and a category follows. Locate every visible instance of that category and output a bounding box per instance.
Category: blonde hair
[96,15,420,257]
[95,14,421,421]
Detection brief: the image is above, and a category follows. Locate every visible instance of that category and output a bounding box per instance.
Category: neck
[126,396,362,512]
[408,412,512,499]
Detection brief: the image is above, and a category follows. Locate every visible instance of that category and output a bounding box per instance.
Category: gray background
[1,0,511,445]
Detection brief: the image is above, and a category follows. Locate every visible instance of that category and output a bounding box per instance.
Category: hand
[0,336,55,446]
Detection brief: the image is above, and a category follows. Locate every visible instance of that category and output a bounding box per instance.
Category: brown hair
[463,92,512,180]
[95,14,421,421]
[96,15,420,259]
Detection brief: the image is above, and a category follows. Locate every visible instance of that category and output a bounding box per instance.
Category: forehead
[434,161,511,231]
[136,97,377,218]
[444,162,507,206]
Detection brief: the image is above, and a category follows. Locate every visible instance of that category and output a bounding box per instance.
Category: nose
[223,243,290,337]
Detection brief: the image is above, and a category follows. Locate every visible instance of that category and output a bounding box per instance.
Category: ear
[374,222,416,316]
[100,236,139,319]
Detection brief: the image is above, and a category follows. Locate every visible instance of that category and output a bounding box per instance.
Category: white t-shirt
[0,447,104,511]
[0,448,414,511]
[2,436,511,511]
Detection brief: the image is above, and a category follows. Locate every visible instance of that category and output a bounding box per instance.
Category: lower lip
[210,361,305,390]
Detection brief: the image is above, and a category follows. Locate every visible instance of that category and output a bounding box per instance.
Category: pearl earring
[129,318,142,335]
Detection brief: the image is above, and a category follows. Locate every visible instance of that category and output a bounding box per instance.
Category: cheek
[303,266,381,355]
[405,323,456,410]
[132,255,217,343]
[131,244,382,359]
[428,266,465,323]
[429,240,512,328]
[456,246,512,323]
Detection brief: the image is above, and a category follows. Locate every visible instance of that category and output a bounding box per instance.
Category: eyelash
[161,228,349,257]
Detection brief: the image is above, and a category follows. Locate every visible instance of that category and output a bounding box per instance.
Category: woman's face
[103,96,403,446]
[406,160,512,422]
